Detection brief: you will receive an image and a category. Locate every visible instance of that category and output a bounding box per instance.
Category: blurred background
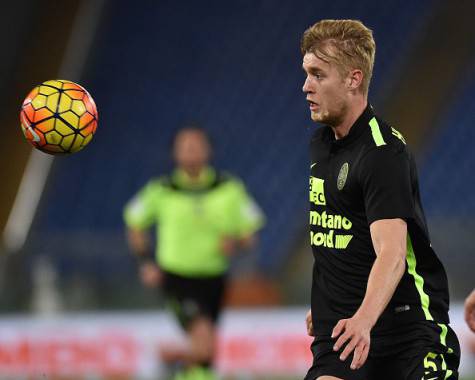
[0,0,474,379]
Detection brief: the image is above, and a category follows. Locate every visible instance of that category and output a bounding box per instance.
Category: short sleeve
[229,180,265,237]
[123,180,162,230]
[360,146,414,225]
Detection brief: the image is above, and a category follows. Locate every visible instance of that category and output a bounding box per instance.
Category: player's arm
[123,181,163,287]
[237,233,258,249]
[124,180,160,259]
[333,144,413,370]
[361,218,407,322]
[221,180,265,256]
[306,309,314,336]
[332,218,406,369]
[126,227,153,259]
[221,232,258,256]
[126,226,162,288]
[465,289,475,332]
[126,227,162,288]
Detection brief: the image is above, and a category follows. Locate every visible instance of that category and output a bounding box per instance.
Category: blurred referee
[301,19,460,380]
[123,127,264,380]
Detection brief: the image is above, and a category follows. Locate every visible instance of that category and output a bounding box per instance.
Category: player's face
[302,52,349,126]
[174,130,211,172]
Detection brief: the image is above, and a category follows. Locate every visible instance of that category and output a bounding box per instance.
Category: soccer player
[465,289,475,332]
[123,127,264,380]
[301,20,460,379]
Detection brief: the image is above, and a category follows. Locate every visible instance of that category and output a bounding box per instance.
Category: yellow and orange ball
[20,79,98,154]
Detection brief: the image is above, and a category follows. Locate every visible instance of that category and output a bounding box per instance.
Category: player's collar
[325,104,375,147]
[172,166,217,190]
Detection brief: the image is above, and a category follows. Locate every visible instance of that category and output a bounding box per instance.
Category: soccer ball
[20,79,98,155]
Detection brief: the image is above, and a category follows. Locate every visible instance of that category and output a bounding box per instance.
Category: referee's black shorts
[304,321,460,380]
[162,270,227,330]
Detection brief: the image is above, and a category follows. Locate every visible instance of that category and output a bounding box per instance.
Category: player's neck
[332,98,368,140]
[180,166,207,180]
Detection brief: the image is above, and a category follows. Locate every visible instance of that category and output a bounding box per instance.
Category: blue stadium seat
[419,66,475,218]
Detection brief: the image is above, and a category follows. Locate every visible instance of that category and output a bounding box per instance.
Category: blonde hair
[301,19,376,94]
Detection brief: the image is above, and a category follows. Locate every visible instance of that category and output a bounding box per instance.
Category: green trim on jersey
[407,239,455,377]
[391,126,406,144]
[171,166,216,189]
[124,168,265,276]
[406,236,433,321]
[436,323,454,378]
[438,323,448,346]
[369,117,386,146]
[438,323,454,354]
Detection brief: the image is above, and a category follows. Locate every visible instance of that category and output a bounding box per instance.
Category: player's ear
[347,69,363,91]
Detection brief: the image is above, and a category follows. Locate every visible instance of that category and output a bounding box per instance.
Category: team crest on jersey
[337,163,349,191]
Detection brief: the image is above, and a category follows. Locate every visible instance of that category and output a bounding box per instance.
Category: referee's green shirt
[124,167,265,277]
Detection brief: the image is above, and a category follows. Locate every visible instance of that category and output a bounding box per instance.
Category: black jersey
[309,105,450,335]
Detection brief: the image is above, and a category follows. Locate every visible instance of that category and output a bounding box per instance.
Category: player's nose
[302,76,312,93]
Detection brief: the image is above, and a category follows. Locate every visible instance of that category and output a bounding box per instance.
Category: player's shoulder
[373,116,407,146]
[361,115,409,157]
[144,175,174,191]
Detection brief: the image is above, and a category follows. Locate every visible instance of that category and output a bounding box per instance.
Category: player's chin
[310,111,323,122]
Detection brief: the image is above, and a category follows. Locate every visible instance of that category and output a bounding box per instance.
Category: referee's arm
[126,228,154,259]
[332,218,407,370]
[126,227,163,288]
